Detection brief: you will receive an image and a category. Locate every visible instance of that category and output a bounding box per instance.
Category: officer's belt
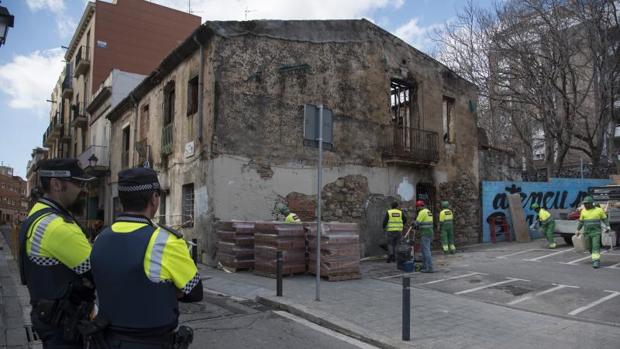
[106,330,175,346]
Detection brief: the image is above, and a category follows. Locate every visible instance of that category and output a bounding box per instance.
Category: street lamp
[88,153,98,168]
[0,4,14,48]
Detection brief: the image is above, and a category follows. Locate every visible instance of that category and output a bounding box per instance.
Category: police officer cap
[118,167,160,193]
[37,158,95,181]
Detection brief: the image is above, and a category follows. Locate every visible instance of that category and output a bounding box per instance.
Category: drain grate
[24,325,39,342]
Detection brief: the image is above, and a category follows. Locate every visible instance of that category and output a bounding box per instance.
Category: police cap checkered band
[37,158,95,181]
[117,167,160,193]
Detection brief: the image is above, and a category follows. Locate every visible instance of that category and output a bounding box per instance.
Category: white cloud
[152,0,402,20]
[394,18,442,54]
[0,49,65,113]
[25,0,78,38]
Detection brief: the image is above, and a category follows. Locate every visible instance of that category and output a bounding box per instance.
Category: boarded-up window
[442,96,455,144]
[121,125,130,169]
[182,183,194,227]
[187,76,198,115]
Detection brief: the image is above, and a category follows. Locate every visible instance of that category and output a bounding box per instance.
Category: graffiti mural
[481,178,611,242]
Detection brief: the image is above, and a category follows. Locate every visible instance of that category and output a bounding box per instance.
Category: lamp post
[0,4,15,48]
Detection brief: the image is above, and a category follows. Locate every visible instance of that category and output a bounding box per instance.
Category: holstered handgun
[173,325,194,349]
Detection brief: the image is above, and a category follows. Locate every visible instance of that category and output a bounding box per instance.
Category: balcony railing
[74,46,90,77]
[382,125,439,166]
[47,112,62,142]
[161,124,173,155]
[78,145,109,175]
[71,103,87,128]
[61,64,73,99]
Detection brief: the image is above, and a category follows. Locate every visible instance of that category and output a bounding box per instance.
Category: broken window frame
[442,96,456,144]
[121,125,131,169]
[163,81,175,126]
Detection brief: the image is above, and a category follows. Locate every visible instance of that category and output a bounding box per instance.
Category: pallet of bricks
[216,221,255,272]
[307,223,361,281]
[254,222,306,278]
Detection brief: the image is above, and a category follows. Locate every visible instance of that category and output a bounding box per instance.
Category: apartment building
[106,20,480,264]
[36,0,200,224]
[0,166,28,225]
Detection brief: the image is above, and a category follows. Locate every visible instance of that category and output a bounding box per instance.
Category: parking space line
[560,250,609,265]
[454,277,529,295]
[523,249,572,262]
[378,273,405,280]
[496,249,541,259]
[421,272,487,285]
[507,284,579,305]
[568,290,620,316]
[604,262,620,269]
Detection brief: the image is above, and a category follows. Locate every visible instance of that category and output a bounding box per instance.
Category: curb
[257,295,407,349]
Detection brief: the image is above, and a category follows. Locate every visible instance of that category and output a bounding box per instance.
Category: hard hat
[441,201,449,209]
[531,203,540,209]
[416,200,425,207]
[582,196,594,204]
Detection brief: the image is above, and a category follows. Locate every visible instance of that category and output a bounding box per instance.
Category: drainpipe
[129,92,139,167]
[193,33,205,145]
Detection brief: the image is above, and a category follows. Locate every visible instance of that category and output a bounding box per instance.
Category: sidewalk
[199,263,620,349]
[0,226,38,349]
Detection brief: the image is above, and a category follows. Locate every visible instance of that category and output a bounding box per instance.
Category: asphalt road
[364,238,620,327]
[180,292,378,349]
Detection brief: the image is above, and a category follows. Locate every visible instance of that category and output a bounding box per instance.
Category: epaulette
[158,224,183,238]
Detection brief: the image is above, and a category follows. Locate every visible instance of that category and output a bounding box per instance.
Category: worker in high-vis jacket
[415,200,434,273]
[18,158,96,348]
[383,202,406,263]
[281,206,302,224]
[577,196,608,269]
[531,203,556,249]
[439,201,456,254]
[90,168,203,348]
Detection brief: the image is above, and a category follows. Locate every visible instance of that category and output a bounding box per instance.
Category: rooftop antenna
[244,6,255,20]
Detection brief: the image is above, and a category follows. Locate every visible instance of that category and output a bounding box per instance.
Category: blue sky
[0,0,495,178]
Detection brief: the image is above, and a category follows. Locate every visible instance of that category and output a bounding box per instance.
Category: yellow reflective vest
[386,209,404,232]
[537,208,553,224]
[578,207,607,231]
[439,209,453,226]
[285,213,301,224]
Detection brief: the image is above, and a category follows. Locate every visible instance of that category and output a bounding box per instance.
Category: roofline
[65,1,96,61]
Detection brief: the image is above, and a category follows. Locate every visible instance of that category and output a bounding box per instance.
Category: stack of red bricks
[254,222,306,277]
[216,221,255,271]
[306,223,361,281]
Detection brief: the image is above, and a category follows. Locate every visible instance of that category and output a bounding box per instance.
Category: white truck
[552,185,620,247]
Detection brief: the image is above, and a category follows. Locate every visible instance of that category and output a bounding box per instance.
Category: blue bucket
[401,260,414,273]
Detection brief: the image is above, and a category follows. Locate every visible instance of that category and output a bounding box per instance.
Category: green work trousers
[584,226,602,261]
[440,223,455,252]
[541,221,556,247]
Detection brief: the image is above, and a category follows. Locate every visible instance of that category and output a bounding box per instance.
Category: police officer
[383,202,406,263]
[90,167,203,348]
[280,206,302,224]
[19,158,96,348]
[530,203,556,249]
[577,196,608,269]
[439,201,455,254]
[415,200,434,273]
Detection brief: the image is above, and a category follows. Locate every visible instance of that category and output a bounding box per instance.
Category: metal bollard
[276,251,283,297]
[402,276,411,341]
[191,239,198,265]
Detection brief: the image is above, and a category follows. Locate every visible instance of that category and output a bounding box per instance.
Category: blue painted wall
[481,178,611,242]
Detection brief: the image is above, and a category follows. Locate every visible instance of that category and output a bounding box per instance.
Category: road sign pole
[316,105,323,302]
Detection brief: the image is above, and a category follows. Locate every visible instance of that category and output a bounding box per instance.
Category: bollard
[276,251,283,297]
[402,276,411,341]
[191,238,198,265]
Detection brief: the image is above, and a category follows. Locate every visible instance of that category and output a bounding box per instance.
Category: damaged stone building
[106,20,480,263]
